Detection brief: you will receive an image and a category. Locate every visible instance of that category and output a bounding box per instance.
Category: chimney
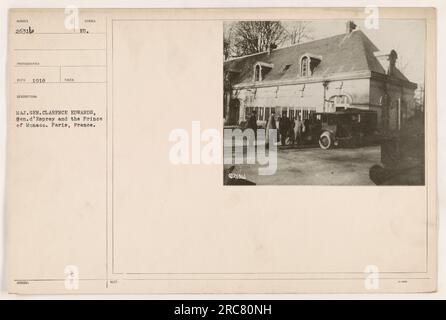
[267,43,277,55]
[388,49,398,75]
[374,50,398,75]
[346,20,357,34]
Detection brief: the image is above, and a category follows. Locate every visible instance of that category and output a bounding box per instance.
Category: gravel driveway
[224,145,381,185]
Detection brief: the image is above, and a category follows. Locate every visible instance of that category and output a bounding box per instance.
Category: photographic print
[6,7,436,295]
[223,19,425,186]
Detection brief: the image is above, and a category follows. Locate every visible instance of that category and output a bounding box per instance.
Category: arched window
[253,62,273,82]
[254,64,261,81]
[300,54,322,77]
[329,95,352,111]
[301,56,309,77]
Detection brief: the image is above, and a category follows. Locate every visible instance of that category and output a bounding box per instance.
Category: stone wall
[370,78,416,130]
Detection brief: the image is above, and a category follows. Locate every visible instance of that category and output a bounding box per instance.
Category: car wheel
[319,131,333,149]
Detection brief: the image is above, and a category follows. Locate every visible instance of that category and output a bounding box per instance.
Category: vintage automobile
[302,109,378,149]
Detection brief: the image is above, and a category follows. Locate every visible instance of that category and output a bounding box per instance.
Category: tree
[224,21,314,59]
[414,83,425,113]
[283,21,313,45]
[223,36,231,60]
[229,21,287,57]
[223,22,234,60]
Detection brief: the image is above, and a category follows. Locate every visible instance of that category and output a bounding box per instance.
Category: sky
[305,19,426,84]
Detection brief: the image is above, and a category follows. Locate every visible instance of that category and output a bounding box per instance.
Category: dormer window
[301,57,309,76]
[300,54,322,77]
[253,62,273,82]
[254,64,261,81]
[282,64,292,72]
[329,94,352,111]
[224,68,240,82]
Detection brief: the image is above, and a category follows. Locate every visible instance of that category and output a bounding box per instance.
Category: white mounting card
[6,7,437,294]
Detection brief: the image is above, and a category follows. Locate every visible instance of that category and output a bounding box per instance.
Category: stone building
[223,22,417,131]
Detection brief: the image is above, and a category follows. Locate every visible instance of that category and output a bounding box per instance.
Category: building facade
[223,22,417,131]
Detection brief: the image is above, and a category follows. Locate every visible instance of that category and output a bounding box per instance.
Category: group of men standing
[247,110,305,146]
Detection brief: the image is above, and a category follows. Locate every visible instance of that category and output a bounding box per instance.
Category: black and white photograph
[223,19,425,186]
[0,4,441,299]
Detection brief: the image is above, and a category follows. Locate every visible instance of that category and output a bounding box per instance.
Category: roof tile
[224,30,410,84]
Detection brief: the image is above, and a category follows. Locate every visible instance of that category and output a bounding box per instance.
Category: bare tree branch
[282,21,313,45]
[225,21,287,58]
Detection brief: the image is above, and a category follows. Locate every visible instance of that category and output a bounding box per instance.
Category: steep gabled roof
[224,30,409,85]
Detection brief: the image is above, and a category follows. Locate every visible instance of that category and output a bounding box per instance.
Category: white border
[0,0,444,300]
